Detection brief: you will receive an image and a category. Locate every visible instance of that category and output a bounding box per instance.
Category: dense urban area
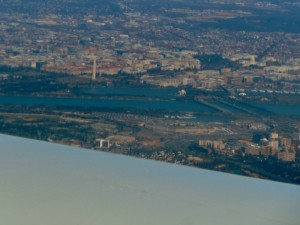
[0,0,300,184]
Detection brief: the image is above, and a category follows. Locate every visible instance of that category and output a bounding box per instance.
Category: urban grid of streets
[0,0,300,184]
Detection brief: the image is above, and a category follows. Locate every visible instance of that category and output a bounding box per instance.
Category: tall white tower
[92,56,97,80]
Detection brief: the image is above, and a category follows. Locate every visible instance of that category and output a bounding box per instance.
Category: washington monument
[92,56,97,80]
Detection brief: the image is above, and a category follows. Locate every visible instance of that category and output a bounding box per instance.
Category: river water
[251,103,300,116]
[0,87,299,117]
[83,87,178,99]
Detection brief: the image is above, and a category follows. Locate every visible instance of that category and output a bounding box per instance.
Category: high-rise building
[249,55,256,65]
[269,140,279,153]
[281,137,292,148]
[270,132,279,139]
